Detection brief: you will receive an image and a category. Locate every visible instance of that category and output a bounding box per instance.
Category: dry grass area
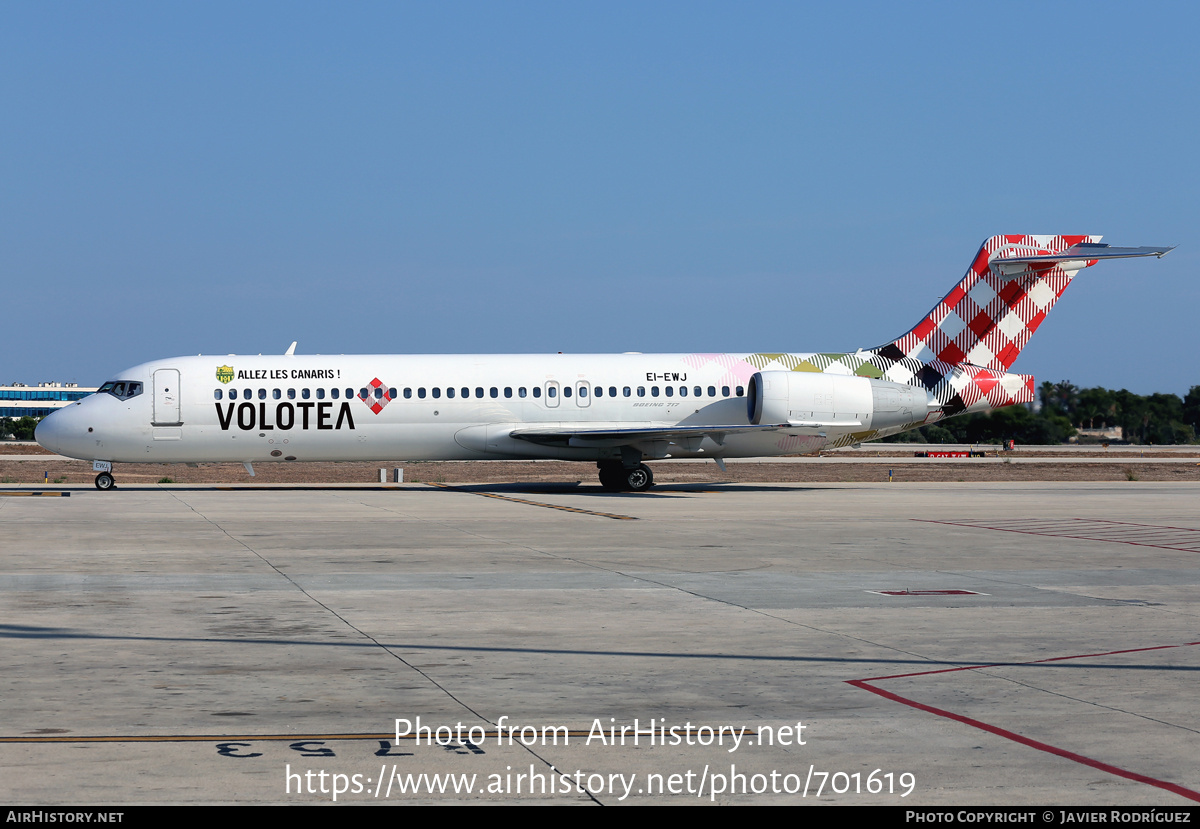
[0,444,49,455]
[3,456,1200,486]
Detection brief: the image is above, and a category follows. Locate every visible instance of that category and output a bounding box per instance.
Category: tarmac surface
[2,480,1199,805]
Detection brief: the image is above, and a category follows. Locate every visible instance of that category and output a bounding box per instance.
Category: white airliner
[36,235,1173,491]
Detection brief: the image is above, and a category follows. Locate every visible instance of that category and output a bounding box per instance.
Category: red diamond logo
[358,378,393,415]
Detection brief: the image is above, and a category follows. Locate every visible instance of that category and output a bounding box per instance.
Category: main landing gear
[597,462,654,492]
[94,472,116,490]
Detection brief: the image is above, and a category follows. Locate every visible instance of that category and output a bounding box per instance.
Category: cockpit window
[98,381,143,400]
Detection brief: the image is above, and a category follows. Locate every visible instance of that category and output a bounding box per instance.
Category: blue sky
[3,2,1196,394]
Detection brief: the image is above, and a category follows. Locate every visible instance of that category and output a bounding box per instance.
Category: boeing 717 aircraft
[36,235,1174,491]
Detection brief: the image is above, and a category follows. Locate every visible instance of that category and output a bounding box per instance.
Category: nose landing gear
[94,472,116,491]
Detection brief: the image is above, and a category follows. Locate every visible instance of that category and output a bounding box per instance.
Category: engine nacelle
[747,370,931,433]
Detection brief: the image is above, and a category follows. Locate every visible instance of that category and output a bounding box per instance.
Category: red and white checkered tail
[877,235,1104,372]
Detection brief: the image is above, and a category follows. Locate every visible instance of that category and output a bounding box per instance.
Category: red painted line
[874,589,983,596]
[862,640,1200,682]
[847,678,1200,801]
[914,518,1200,554]
[848,641,1200,802]
[1093,519,1200,533]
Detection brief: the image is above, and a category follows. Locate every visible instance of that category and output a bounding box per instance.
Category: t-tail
[865,235,1174,419]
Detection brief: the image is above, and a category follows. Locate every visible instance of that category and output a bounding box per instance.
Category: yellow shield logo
[216,365,234,384]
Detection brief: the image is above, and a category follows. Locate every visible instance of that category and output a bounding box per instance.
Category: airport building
[1,382,96,418]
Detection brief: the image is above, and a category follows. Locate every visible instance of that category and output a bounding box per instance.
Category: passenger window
[707,386,716,397]
[637,386,645,397]
[475,387,484,398]
[594,387,602,398]
[533,387,541,398]
[679,386,686,397]
[736,386,744,396]
[579,386,587,397]
[722,386,730,397]
[665,386,673,397]
[331,388,339,399]
[303,388,312,399]
[563,386,572,398]
[316,388,324,399]
[519,387,527,398]
[214,389,223,400]
[345,388,353,399]
[609,386,617,397]
[404,388,412,399]
[432,388,441,399]
[548,386,557,398]
[447,387,456,398]
[490,387,498,398]
[651,386,659,397]
[623,387,631,397]
[389,388,397,399]
[504,387,512,398]
[461,387,469,398]
[417,388,426,399]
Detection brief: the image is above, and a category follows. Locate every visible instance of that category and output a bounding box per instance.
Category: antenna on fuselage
[285,341,297,356]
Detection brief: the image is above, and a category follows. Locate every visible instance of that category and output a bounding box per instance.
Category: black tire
[95,472,115,491]
[624,464,653,492]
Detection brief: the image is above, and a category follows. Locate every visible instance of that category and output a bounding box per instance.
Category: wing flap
[510,423,789,448]
[508,420,864,449]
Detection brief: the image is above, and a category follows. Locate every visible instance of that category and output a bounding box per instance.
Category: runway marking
[0,733,400,744]
[848,641,1200,803]
[213,486,403,491]
[915,518,1200,554]
[866,589,987,596]
[425,483,637,520]
[0,491,70,497]
[0,728,747,744]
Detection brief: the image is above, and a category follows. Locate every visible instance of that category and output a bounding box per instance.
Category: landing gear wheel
[94,472,115,491]
[624,463,653,492]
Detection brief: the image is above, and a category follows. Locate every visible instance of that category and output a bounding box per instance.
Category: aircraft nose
[35,406,91,459]
[35,409,67,455]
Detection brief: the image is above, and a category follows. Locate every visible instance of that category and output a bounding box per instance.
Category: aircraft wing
[509,422,857,448]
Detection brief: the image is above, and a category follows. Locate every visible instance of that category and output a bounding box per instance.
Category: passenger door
[152,369,182,426]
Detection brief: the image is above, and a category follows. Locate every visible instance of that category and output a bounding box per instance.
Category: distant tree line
[0,416,40,441]
[886,382,1200,445]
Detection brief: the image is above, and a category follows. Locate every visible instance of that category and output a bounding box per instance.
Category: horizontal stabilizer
[996,243,1175,264]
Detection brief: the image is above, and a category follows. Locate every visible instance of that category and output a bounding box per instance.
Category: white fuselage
[35,352,901,465]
